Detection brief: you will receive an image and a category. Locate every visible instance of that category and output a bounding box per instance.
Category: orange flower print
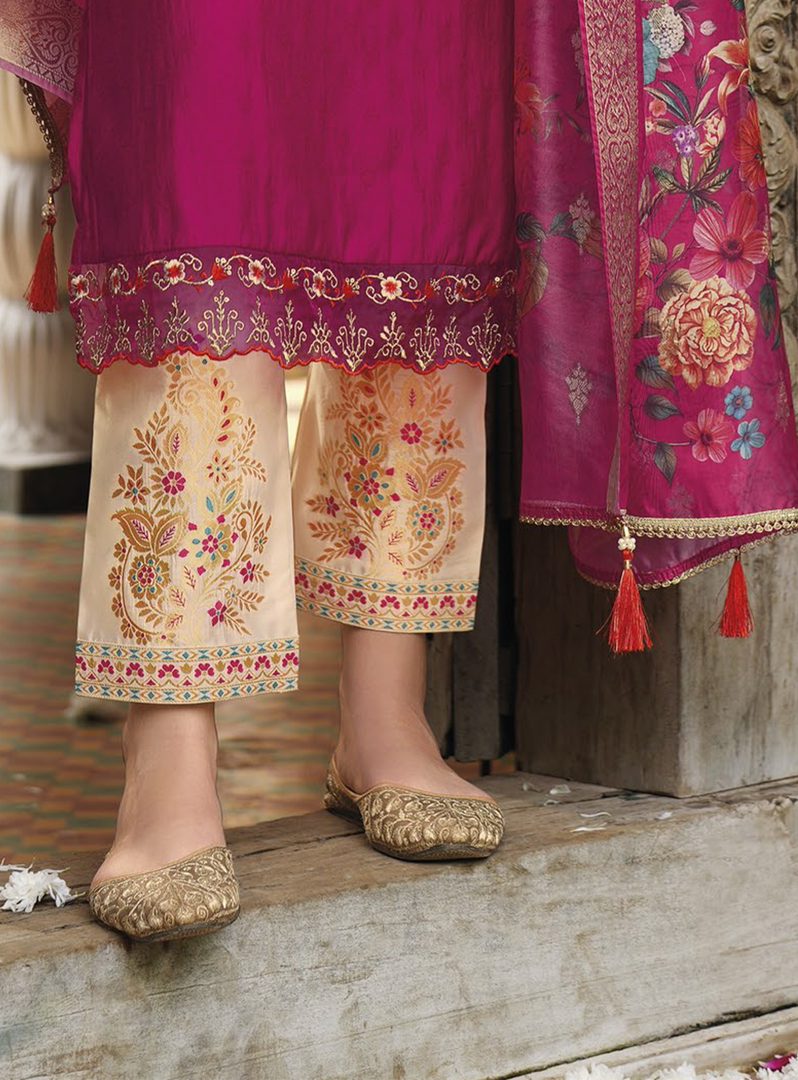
[708,37,749,115]
[658,276,757,390]
[732,102,766,191]
[514,56,545,137]
[696,112,726,158]
[690,192,769,291]
[683,410,736,464]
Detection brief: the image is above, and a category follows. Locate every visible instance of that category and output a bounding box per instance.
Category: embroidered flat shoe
[88,844,240,942]
[324,756,504,861]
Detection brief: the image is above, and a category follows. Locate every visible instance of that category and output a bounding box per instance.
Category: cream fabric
[75,352,487,703]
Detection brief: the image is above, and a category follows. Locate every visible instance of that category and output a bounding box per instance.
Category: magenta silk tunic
[2,0,798,592]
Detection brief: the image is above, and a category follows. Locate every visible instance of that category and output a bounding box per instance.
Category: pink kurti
[2,0,797,594]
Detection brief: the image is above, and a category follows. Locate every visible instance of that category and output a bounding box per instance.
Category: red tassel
[717,554,753,638]
[600,533,652,653]
[24,195,59,313]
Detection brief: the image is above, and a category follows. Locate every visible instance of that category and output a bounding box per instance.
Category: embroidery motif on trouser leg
[305,366,466,574]
[75,352,300,702]
[293,364,484,631]
[108,357,271,642]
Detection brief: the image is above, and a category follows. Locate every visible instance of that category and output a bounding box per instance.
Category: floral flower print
[648,5,685,59]
[411,501,444,540]
[192,514,233,563]
[247,260,266,285]
[672,124,699,157]
[400,422,425,445]
[164,259,186,284]
[732,102,766,191]
[433,419,464,456]
[71,274,89,299]
[642,20,660,86]
[344,462,399,515]
[113,464,150,505]
[161,470,186,496]
[708,35,749,115]
[683,410,735,464]
[724,386,753,420]
[690,192,769,290]
[206,452,233,484]
[514,56,546,136]
[380,277,403,300]
[697,112,726,157]
[348,536,366,558]
[128,555,168,596]
[207,600,227,626]
[658,276,757,389]
[731,418,766,460]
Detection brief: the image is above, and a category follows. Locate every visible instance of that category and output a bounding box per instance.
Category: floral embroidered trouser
[74,353,487,702]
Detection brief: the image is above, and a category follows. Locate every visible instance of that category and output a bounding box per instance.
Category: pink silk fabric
[2,0,798,590]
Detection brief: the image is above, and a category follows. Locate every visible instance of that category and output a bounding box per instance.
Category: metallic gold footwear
[88,844,240,942]
[324,756,504,860]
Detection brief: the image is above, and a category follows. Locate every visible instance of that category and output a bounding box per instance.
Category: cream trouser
[74,353,487,702]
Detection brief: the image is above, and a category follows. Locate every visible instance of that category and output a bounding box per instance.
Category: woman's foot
[90,702,226,891]
[334,626,495,802]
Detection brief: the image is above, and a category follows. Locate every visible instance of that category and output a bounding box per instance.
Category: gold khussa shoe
[324,756,504,860]
[88,844,240,942]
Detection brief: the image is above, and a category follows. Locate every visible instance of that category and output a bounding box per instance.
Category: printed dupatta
[3,0,798,637]
[515,0,798,617]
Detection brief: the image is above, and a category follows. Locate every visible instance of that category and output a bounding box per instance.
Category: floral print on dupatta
[628,0,798,528]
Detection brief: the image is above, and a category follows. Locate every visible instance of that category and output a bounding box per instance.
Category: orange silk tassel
[24,194,59,313]
[601,531,652,654]
[717,554,753,638]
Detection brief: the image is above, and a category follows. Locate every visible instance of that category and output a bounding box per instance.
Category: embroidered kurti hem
[70,249,516,376]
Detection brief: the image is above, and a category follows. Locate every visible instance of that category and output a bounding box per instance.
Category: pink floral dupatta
[515,0,798,596]
[3,0,798,611]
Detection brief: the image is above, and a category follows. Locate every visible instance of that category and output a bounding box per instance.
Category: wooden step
[2,773,798,1080]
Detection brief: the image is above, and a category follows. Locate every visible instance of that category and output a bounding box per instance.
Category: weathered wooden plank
[525,1005,798,1079]
[2,775,798,1080]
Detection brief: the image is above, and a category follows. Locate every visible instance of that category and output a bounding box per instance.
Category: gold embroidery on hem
[578,530,788,593]
[520,507,798,540]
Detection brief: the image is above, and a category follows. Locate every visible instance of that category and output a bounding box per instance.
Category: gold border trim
[520,507,798,540]
[578,530,790,592]
[18,77,65,187]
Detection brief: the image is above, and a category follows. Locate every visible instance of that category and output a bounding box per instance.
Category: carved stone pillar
[0,71,93,513]
[514,3,798,796]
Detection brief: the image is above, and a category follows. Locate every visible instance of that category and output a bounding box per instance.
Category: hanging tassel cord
[600,530,653,654]
[717,553,754,638]
[24,190,60,313]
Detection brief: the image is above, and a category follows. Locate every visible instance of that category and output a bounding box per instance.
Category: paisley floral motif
[75,352,300,702]
[302,366,466,580]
